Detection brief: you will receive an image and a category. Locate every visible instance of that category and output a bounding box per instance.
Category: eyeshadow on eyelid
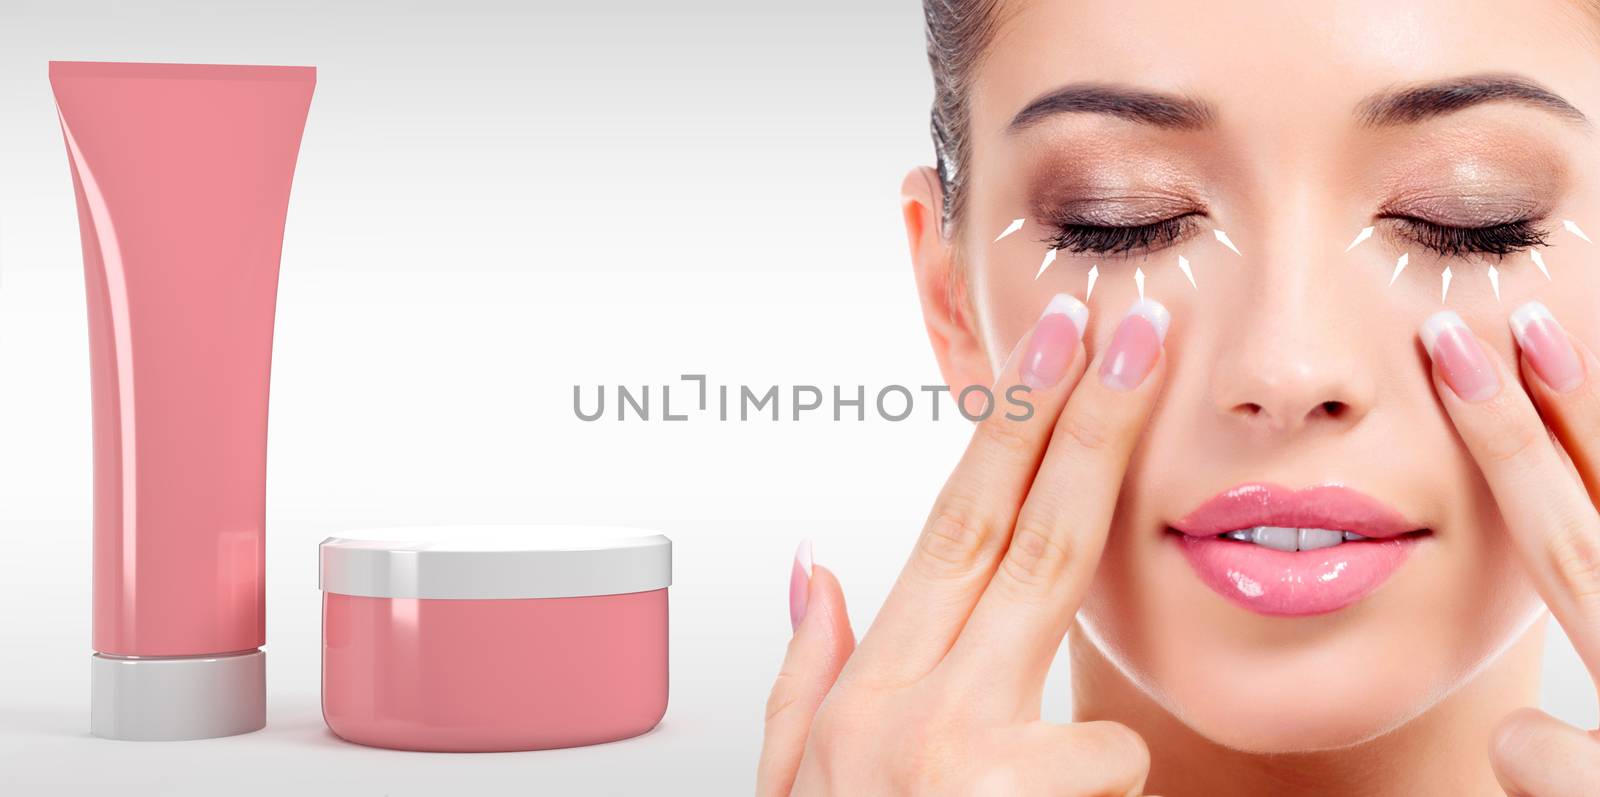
[1383,176,1564,229]
[1383,190,1550,227]
[1376,128,1571,198]
[1025,147,1206,195]
[1025,164,1207,225]
[1029,196,1199,226]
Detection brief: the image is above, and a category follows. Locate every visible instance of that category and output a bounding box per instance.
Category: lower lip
[1174,533,1420,616]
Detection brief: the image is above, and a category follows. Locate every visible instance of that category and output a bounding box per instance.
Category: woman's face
[914,0,1600,752]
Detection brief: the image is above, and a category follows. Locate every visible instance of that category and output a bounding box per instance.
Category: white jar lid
[319,525,672,600]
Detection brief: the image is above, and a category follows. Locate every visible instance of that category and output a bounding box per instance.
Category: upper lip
[1170,483,1424,539]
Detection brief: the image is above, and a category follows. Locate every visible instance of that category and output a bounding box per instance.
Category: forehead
[969,0,1600,138]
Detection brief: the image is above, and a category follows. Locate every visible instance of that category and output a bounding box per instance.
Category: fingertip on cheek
[1098,298,1170,392]
[1420,310,1501,403]
[1020,293,1088,390]
[1509,301,1586,394]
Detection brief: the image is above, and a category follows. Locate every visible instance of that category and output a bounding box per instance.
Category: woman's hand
[756,295,1171,796]
[1420,304,1600,796]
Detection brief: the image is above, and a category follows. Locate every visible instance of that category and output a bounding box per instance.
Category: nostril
[1230,400,1353,423]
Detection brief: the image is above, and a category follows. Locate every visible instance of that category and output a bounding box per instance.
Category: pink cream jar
[319,526,671,752]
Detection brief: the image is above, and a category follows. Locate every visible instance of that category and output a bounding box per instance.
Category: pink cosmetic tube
[50,61,315,741]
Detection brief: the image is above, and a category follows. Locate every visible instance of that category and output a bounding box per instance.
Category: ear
[902,166,993,395]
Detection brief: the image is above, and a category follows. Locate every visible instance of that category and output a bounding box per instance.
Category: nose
[1209,279,1376,435]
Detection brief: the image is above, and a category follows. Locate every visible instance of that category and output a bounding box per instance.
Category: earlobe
[901,166,993,397]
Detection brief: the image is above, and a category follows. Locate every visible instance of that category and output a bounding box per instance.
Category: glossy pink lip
[1171,483,1426,616]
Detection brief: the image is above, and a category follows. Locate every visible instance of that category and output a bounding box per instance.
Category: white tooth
[1251,526,1300,552]
[1343,531,1368,541]
[1222,530,1251,542]
[1299,529,1343,551]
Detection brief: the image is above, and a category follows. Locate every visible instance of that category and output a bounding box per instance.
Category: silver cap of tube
[90,649,265,740]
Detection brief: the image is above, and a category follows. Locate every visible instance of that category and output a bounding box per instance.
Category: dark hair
[924,0,1004,239]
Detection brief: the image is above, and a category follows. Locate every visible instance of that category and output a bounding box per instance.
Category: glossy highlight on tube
[51,61,315,740]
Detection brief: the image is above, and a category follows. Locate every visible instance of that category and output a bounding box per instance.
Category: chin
[1156,648,1445,754]
[1076,608,1438,753]
[1074,524,1547,755]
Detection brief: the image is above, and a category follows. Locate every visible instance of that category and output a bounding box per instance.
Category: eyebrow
[1007,83,1215,132]
[1357,73,1588,127]
[1007,74,1589,135]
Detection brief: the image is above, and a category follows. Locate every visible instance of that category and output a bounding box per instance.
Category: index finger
[849,293,1089,685]
[1421,308,1600,683]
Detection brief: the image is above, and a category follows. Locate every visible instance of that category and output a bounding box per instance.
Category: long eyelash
[1388,217,1549,257]
[1042,215,1194,255]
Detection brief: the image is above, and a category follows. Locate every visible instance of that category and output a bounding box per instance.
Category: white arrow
[1531,249,1551,280]
[1564,219,1592,243]
[1034,248,1057,280]
[1388,253,1408,286]
[995,218,1025,242]
[1134,267,1146,301]
[1177,254,1197,289]
[1488,265,1500,302]
[1086,264,1099,300]
[1345,226,1374,252]
[1441,266,1453,303]
[1214,229,1241,256]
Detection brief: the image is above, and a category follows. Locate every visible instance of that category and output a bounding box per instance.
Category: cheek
[972,248,1198,370]
[971,250,1065,367]
[1525,258,1600,348]
[1476,189,1600,353]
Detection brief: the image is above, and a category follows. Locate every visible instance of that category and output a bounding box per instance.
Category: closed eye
[1042,213,1201,256]
[1382,215,1549,258]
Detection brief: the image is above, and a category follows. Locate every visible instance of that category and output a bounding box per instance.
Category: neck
[1068,619,1546,797]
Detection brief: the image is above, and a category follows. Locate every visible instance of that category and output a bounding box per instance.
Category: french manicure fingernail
[1420,311,1500,402]
[1510,301,1584,393]
[1099,298,1170,391]
[790,539,813,632]
[1021,293,1088,389]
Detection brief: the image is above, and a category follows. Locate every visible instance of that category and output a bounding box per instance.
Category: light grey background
[0,2,1591,795]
